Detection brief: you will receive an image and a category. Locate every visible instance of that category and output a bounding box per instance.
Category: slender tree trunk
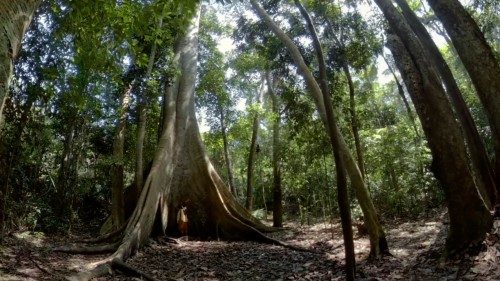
[426,0,500,197]
[382,55,420,137]
[252,0,387,261]
[395,0,496,209]
[343,63,365,178]
[56,125,76,219]
[135,103,146,198]
[55,120,85,229]
[0,95,34,237]
[0,0,41,136]
[293,1,356,275]
[135,19,161,199]
[246,77,265,211]
[267,71,283,228]
[379,0,492,254]
[218,101,236,195]
[111,83,133,229]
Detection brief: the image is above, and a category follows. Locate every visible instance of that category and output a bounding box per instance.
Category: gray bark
[70,10,282,280]
[343,63,365,179]
[266,71,283,228]
[426,0,500,198]
[136,18,161,200]
[218,101,236,195]
[382,55,420,137]
[111,83,132,229]
[252,0,386,259]
[376,0,492,254]
[396,0,496,209]
[0,0,41,135]
[245,76,265,211]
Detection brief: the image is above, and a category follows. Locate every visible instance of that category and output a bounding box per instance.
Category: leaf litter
[1,211,498,280]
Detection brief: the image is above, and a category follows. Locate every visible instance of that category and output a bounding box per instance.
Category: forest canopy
[0,0,498,280]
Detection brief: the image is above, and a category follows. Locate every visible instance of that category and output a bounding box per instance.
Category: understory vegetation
[0,0,498,280]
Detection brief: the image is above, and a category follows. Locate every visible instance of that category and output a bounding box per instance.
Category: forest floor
[0,210,498,280]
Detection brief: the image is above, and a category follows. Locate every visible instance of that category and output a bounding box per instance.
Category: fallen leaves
[1,212,498,280]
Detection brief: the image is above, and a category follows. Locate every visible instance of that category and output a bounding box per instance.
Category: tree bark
[136,20,161,201]
[111,82,133,229]
[395,0,496,209]
[293,1,355,275]
[135,103,147,198]
[55,123,79,220]
[385,25,492,257]
[71,9,283,279]
[251,0,387,260]
[267,71,283,228]
[426,0,500,197]
[382,55,420,137]
[0,0,41,136]
[343,63,365,179]
[218,101,237,195]
[245,77,265,211]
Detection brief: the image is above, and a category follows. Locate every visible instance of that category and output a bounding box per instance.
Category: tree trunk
[136,23,160,202]
[426,0,500,197]
[245,77,265,211]
[0,95,34,237]
[71,9,279,279]
[267,71,283,228]
[56,124,78,220]
[382,55,420,137]
[386,28,492,256]
[111,82,133,229]
[252,0,387,260]
[293,1,356,275]
[0,0,41,135]
[395,0,496,209]
[343,63,365,178]
[135,103,147,198]
[218,101,236,195]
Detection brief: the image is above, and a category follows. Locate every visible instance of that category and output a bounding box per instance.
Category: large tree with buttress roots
[60,5,296,280]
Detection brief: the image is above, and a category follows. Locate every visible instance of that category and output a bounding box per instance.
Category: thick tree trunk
[343,63,365,178]
[386,28,492,256]
[0,0,41,135]
[252,0,386,260]
[267,72,283,228]
[110,83,132,229]
[218,102,237,195]
[426,0,500,197]
[245,77,264,211]
[395,0,496,209]
[70,9,281,280]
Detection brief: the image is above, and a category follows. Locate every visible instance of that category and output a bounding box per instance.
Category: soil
[0,211,498,280]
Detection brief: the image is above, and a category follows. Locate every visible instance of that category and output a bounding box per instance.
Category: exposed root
[30,257,65,279]
[78,224,126,244]
[67,262,113,281]
[261,231,320,253]
[160,236,182,244]
[53,241,119,254]
[67,258,175,281]
[111,259,167,281]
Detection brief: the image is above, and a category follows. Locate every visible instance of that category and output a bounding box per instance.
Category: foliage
[5,0,496,234]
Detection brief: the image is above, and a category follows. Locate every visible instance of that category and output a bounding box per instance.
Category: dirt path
[1,214,498,280]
